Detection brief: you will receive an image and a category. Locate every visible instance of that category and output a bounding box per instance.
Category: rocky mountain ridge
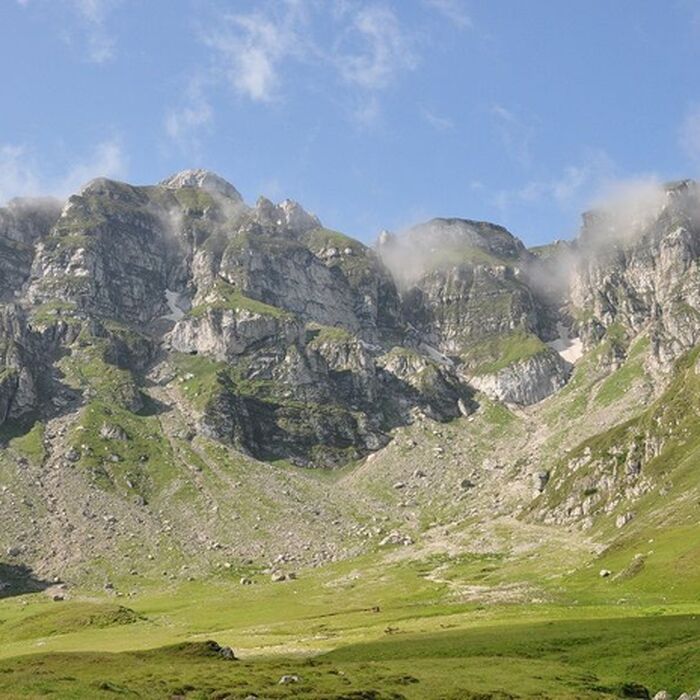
[3,172,700,466]
[0,170,563,468]
[2,169,700,584]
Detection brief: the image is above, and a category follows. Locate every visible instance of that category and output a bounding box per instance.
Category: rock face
[159,168,244,202]
[7,167,700,602]
[570,180,700,365]
[0,237,33,301]
[0,197,61,300]
[468,350,571,405]
[378,217,569,404]
[0,305,40,422]
[0,171,475,467]
[7,170,700,468]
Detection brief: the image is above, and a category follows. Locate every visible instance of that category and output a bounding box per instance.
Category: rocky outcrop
[402,264,546,354]
[0,197,62,245]
[253,196,320,234]
[0,305,40,422]
[0,236,33,300]
[378,347,473,420]
[188,322,474,466]
[468,348,571,405]
[0,197,61,300]
[1,170,580,461]
[159,168,244,203]
[570,180,700,365]
[378,217,564,405]
[169,304,301,362]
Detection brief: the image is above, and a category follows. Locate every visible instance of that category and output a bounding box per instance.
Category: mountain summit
[159,168,244,201]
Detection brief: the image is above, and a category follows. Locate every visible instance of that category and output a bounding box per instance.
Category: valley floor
[0,545,699,699]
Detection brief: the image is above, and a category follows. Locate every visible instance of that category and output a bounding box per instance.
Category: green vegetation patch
[539,344,700,526]
[0,604,142,643]
[189,279,293,320]
[30,300,80,327]
[8,421,46,464]
[59,343,141,410]
[67,399,181,500]
[306,323,355,348]
[464,330,548,375]
[304,226,366,254]
[0,613,698,698]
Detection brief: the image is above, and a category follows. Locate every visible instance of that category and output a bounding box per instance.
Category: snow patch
[548,323,583,364]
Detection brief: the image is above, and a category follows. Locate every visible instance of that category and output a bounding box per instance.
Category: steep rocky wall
[570,181,700,365]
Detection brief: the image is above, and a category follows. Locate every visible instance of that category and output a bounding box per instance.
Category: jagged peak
[253,195,321,234]
[159,169,243,202]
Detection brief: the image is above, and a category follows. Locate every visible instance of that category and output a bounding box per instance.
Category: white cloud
[200,3,415,100]
[168,2,419,142]
[581,176,667,246]
[72,0,112,23]
[489,149,617,217]
[680,106,700,164]
[203,8,302,102]
[0,145,41,204]
[423,0,472,29]
[0,139,127,205]
[71,0,120,63]
[352,95,382,128]
[60,139,127,194]
[335,5,417,90]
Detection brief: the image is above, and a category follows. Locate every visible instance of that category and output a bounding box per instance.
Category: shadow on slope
[0,562,53,599]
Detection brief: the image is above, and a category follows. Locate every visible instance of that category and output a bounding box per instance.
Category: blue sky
[1,0,700,245]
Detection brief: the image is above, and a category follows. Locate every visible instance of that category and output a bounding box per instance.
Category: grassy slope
[463,330,548,375]
[0,570,698,698]
[2,328,700,696]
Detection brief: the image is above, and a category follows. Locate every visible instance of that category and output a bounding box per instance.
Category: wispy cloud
[490,104,536,167]
[422,107,454,131]
[0,145,41,204]
[165,80,213,157]
[334,5,417,90]
[203,8,302,102]
[423,0,472,29]
[490,149,617,217]
[60,138,127,193]
[71,0,120,63]
[518,150,616,205]
[166,2,421,144]
[568,176,668,250]
[18,0,121,63]
[201,2,416,99]
[351,95,382,129]
[0,139,127,204]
